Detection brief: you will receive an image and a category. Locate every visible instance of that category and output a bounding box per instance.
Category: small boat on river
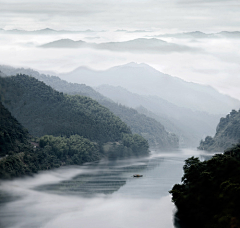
[133,174,143,177]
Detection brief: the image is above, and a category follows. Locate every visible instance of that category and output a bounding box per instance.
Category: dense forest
[0,99,149,178]
[0,102,29,157]
[99,100,179,149]
[0,74,150,178]
[0,101,101,178]
[170,145,240,228]
[0,65,179,149]
[198,109,240,151]
[0,74,132,142]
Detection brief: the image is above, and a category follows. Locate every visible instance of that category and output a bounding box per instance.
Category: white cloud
[1,0,240,31]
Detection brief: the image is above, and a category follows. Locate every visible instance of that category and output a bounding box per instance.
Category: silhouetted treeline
[170,144,240,228]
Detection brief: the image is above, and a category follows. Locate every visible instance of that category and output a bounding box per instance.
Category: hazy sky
[1,0,240,100]
[1,0,240,32]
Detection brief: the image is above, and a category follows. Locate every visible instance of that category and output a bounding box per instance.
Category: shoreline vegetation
[0,74,149,179]
[170,144,240,228]
[1,71,240,228]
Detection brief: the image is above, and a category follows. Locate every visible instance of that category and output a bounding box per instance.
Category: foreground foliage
[170,145,240,228]
[0,133,100,179]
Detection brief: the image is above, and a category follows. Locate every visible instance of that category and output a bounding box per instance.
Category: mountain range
[0,28,99,35]
[2,28,240,39]
[96,85,221,147]
[39,38,198,53]
[0,65,179,149]
[152,31,240,39]
[2,62,239,147]
[59,62,240,115]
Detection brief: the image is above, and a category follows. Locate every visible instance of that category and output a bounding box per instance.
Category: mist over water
[0,149,211,228]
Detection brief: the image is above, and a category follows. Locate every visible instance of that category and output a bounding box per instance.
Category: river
[0,149,213,228]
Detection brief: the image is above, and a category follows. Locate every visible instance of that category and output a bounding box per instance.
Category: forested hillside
[0,102,29,157]
[0,101,101,178]
[0,74,131,143]
[96,84,220,147]
[198,109,240,151]
[0,65,105,101]
[0,65,179,149]
[99,101,179,149]
[0,75,150,178]
[170,144,240,228]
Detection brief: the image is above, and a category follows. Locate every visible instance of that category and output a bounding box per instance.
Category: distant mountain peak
[40,28,54,31]
[109,62,159,74]
[112,62,151,68]
[188,31,206,34]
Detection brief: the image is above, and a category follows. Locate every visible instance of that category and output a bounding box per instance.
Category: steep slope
[0,65,105,101]
[198,109,240,152]
[0,65,179,149]
[99,101,179,149]
[0,74,131,143]
[59,62,240,115]
[96,85,221,147]
[0,102,29,157]
[0,101,101,178]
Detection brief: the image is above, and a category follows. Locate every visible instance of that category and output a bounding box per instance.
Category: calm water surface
[0,149,213,228]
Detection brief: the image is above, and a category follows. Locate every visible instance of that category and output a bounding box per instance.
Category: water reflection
[34,156,161,196]
[0,149,211,228]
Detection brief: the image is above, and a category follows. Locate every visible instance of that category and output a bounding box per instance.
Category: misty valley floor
[0,149,212,228]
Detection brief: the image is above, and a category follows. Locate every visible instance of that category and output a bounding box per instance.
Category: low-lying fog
[1,31,240,99]
[0,149,214,228]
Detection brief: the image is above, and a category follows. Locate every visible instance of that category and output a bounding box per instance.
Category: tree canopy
[170,145,240,228]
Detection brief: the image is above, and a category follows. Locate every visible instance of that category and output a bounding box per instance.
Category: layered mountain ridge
[59,62,240,115]
[0,65,178,149]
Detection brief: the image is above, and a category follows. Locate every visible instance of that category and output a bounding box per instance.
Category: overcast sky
[1,0,240,100]
[1,0,240,32]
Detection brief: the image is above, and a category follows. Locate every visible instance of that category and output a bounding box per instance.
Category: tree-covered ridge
[0,101,149,179]
[0,74,131,143]
[0,100,101,178]
[0,65,178,149]
[0,65,105,101]
[170,146,240,228]
[100,101,179,149]
[198,109,240,151]
[0,102,29,156]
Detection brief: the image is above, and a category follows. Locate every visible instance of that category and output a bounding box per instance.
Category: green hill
[0,74,131,142]
[0,74,150,178]
[99,101,179,149]
[0,102,29,157]
[0,65,178,149]
[0,101,101,178]
[0,74,149,158]
[198,109,240,151]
